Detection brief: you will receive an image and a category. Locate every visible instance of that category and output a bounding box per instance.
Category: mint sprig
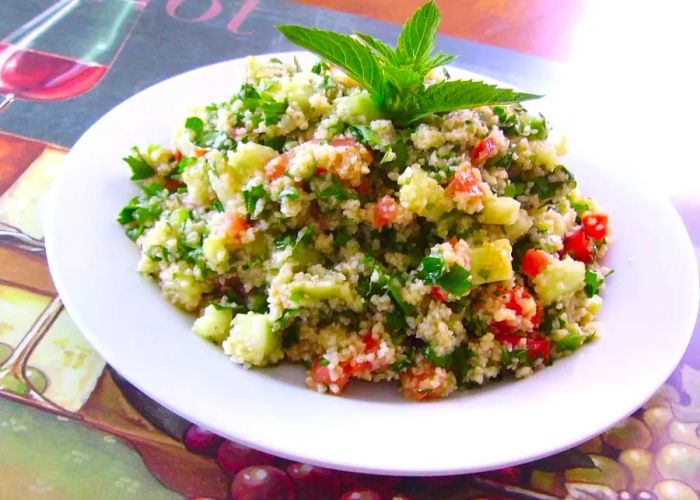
[277,1,541,126]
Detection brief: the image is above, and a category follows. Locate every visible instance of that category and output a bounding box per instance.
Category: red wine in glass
[0,0,142,111]
[0,43,107,102]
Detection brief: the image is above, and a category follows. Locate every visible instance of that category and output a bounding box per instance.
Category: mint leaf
[354,32,397,62]
[410,80,541,125]
[395,0,440,67]
[277,25,385,104]
[277,1,543,126]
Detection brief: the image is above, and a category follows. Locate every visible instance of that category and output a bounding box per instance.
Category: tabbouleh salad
[117,3,611,400]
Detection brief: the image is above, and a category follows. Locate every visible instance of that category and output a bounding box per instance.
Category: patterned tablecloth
[1,1,699,498]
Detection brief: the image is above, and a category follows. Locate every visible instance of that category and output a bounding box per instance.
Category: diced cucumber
[169,208,191,227]
[533,257,586,305]
[289,279,354,303]
[192,304,232,344]
[223,312,281,366]
[478,197,521,225]
[225,143,277,190]
[398,165,453,221]
[336,91,382,125]
[470,239,514,285]
[505,209,533,241]
[291,244,322,266]
[281,73,314,110]
[203,233,229,270]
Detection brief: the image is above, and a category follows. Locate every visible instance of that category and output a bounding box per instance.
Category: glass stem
[0,94,14,112]
[0,296,63,375]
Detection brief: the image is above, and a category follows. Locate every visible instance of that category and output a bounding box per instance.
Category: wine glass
[0,0,143,112]
[0,0,144,405]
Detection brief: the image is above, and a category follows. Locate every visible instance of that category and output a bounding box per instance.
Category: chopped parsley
[123,148,155,180]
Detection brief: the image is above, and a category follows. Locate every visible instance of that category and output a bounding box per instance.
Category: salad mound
[117,2,611,400]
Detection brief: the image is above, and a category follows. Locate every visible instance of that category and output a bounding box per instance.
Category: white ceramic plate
[45,52,699,475]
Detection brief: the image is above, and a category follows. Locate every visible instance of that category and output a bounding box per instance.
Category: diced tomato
[163,178,184,191]
[373,196,398,228]
[349,333,385,375]
[526,336,551,363]
[470,137,497,165]
[582,213,609,240]
[263,154,288,181]
[362,332,380,354]
[491,320,516,335]
[173,150,183,163]
[497,333,550,363]
[562,229,593,263]
[399,359,452,400]
[449,236,458,247]
[194,147,207,157]
[430,285,447,302]
[504,286,532,315]
[310,360,351,390]
[531,304,542,329]
[521,249,552,278]
[491,286,539,334]
[446,166,486,199]
[494,332,524,348]
[330,137,356,147]
[315,166,328,175]
[225,213,249,239]
[354,177,372,197]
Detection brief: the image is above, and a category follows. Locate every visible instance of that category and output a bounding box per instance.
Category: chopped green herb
[185,116,204,133]
[423,345,450,368]
[334,229,351,247]
[277,308,300,329]
[385,310,407,340]
[439,264,472,296]
[556,333,585,351]
[264,136,286,152]
[280,186,299,200]
[242,184,267,214]
[350,124,381,146]
[386,275,416,316]
[262,100,288,125]
[477,269,490,280]
[282,324,299,349]
[584,268,605,297]
[418,255,445,284]
[142,183,165,196]
[318,357,330,366]
[311,61,324,74]
[570,199,590,217]
[503,182,526,198]
[242,258,262,270]
[318,177,352,201]
[176,156,197,174]
[123,148,155,180]
[274,234,294,250]
[212,302,245,313]
[212,199,224,212]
